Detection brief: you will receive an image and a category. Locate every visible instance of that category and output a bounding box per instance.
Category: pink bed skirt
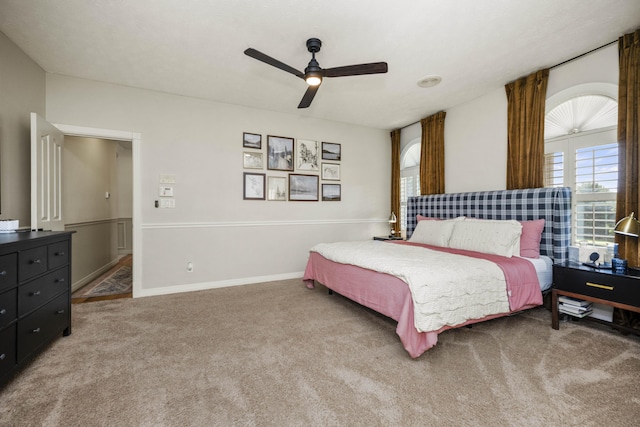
[303,252,539,358]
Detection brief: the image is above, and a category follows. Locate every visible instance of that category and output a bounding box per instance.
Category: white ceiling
[1,0,639,130]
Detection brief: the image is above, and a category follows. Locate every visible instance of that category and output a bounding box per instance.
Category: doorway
[53,124,141,299]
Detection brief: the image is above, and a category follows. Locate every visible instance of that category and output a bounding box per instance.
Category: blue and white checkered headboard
[406,187,572,263]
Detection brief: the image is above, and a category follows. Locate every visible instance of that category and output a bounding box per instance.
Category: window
[400,139,420,231]
[544,92,618,246]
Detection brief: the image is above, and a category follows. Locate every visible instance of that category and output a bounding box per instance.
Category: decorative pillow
[519,219,545,258]
[408,219,459,247]
[448,218,523,257]
[417,215,440,221]
[416,215,465,221]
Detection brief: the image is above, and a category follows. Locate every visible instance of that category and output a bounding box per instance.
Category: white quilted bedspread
[310,241,510,332]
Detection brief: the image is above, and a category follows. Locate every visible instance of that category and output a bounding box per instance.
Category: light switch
[159,186,174,197]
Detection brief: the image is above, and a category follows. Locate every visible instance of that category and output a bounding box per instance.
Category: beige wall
[399,43,619,194]
[0,31,45,224]
[46,75,390,295]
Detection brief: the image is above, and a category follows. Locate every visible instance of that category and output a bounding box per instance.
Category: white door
[30,112,65,231]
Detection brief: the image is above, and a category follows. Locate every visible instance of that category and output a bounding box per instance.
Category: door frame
[54,123,142,298]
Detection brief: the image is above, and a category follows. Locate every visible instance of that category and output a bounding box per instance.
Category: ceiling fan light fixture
[305,72,322,86]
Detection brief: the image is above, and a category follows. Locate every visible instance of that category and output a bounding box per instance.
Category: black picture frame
[243,172,265,200]
[322,184,341,201]
[289,174,319,201]
[267,135,294,171]
[243,132,262,149]
[322,142,341,161]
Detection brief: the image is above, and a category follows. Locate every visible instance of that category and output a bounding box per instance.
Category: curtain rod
[398,39,618,131]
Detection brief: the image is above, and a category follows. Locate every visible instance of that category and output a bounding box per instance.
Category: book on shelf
[558,296,592,307]
[559,307,593,318]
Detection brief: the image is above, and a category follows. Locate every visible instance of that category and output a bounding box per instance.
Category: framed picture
[289,174,319,201]
[267,176,287,201]
[267,135,294,171]
[296,139,319,171]
[243,132,262,149]
[322,142,341,161]
[243,151,263,169]
[243,172,265,200]
[322,184,341,201]
[321,163,340,181]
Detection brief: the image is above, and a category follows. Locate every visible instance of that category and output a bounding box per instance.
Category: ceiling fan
[244,38,388,108]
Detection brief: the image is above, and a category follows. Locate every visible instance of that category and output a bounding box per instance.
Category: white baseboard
[135,271,305,298]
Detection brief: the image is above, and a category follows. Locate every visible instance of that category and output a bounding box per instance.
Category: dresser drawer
[19,246,48,281]
[554,266,640,307]
[17,292,69,363]
[0,253,17,292]
[48,241,69,270]
[18,267,69,316]
[0,288,17,329]
[0,324,17,382]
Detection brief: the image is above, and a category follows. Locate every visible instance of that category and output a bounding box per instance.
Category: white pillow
[408,219,458,247]
[448,218,522,257]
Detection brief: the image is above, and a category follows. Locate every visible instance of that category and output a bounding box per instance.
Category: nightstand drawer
[553,266,640,307]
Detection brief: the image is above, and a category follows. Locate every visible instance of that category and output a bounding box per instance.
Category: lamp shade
[614,212,640,237]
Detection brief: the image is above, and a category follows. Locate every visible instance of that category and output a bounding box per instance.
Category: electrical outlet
[187,262,194,272]
[159,198,175,208]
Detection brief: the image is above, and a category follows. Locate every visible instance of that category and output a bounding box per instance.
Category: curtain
[505,68,549,189]
[419,111,446,195]
[390,129,401,236]
[616,29,640,267]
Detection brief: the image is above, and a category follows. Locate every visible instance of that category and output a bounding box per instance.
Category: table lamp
[612,212,640,273]
[388,212,397,238]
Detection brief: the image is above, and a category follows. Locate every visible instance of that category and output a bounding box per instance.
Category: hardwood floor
[72,254,133,304]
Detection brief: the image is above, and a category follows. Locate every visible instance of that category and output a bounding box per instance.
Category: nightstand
[373,236,403,241]
[552,261,640,334]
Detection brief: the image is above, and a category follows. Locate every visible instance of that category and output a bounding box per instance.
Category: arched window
[544,84,618,245]
[400,139,421,231]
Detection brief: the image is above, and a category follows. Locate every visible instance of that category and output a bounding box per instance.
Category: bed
[303,187,571,358]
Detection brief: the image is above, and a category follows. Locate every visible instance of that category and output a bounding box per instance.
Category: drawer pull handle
[0,270,6,276]
[586,282,614,291]
[30,291,41,296]
[0,308,6,315]
[30,259,41,265]
[55,252,65,256]
[0,353,5,360]
[55,278,65,283]
[32,328,41,333]
[56,309,65,314]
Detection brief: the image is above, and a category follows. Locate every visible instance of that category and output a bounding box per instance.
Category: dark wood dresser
[0,231,73,387]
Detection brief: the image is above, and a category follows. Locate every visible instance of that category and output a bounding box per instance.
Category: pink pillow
[519,219,545,258]
[417,215,441,221]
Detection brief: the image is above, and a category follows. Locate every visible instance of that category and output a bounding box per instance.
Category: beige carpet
[1,279,639,426]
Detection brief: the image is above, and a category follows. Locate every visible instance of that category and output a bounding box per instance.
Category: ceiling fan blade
[298,85,320,109]
[323,62,388,78]
[244,48,304,79]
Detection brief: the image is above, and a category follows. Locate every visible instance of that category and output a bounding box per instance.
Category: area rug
[75,266,132,297]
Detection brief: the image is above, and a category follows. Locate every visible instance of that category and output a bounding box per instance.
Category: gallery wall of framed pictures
[242,132,341,202]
